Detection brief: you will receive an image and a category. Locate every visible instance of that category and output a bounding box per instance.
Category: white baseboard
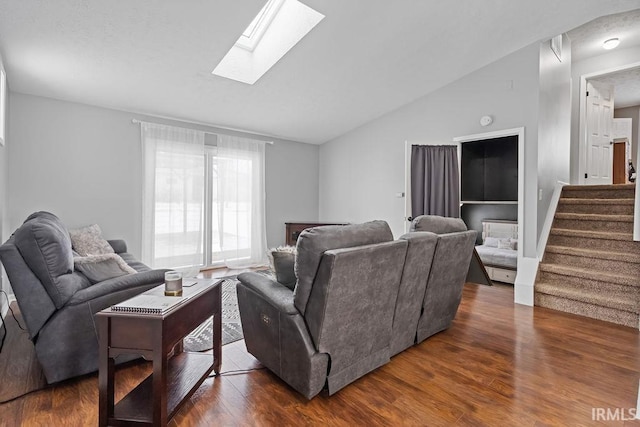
[515,181,565,307]
[514,256,539,306]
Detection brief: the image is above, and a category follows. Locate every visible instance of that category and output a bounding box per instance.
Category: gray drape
[411,145,460,218]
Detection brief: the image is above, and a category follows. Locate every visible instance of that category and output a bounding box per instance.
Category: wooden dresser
[285,222,347,246]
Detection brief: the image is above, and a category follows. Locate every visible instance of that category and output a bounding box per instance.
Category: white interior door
[585,80,614,185]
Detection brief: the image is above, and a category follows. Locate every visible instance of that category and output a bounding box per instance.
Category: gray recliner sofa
[237,221,408,399]
[0,211,167,383]
[237,217,476,399]
[395,215,477,352]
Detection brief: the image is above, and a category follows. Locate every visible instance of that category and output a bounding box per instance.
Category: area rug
[0,278,245,403]
[183,278,244,352]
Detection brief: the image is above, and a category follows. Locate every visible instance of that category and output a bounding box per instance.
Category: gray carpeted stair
[535,184,640,329]
[556,198,634,215]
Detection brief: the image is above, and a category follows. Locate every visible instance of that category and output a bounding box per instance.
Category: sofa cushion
[293,220,393,314]
[410,215,467,234]
[74,253,137,284]
[268,246,297,290]
[13,211,78,308]
[69,224,115,256]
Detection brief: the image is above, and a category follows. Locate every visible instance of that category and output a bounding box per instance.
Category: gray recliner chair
[389,215,476,356]
[237,221,408,399]
[0,211,167,383]
[389,231,438,356]
[410,215,477,343]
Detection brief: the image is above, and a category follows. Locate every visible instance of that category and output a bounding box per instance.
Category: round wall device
[480,115,493,127]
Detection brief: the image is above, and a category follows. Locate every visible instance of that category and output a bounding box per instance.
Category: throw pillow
[510,238,518,250]
[497,238,517,250]
[69,224,115,256]
[268,246,297,290]
[483,237,500,247]
[74,253,137,284]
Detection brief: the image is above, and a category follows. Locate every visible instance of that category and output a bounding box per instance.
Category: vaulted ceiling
[1,1,639,144]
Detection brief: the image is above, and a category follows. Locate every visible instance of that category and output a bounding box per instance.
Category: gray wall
[570,45,640,183]
[7,92,319,260]
[614,105,640,165]
[537,34,571,234]
[319,42,541,258]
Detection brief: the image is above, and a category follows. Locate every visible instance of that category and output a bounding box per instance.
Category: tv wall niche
[460,135,518,244]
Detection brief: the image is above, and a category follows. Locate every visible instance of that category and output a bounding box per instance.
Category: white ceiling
[1,1,640,144]
[569,8,640,61]
[569,9,640,109]
[591,67,640,109]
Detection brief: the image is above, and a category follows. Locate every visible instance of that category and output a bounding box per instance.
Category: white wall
[537,34,572,235]
[570,46,640,183]
[263,133,320,247]
[319,42,541,258]
[7,93,319,261]
[615,105,640,165]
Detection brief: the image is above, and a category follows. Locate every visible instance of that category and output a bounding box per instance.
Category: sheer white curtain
[216,134,267,268]
[141,123,205,276]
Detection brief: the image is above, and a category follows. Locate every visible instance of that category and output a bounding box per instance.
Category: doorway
[583,80,614,184]
[612,139,628,184]
[403,127,525,261]
[578,63,640,185]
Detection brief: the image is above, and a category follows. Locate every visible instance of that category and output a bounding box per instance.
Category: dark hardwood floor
[1,283,639,426]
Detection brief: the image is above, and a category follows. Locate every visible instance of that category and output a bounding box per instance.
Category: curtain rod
[131,119,274,145]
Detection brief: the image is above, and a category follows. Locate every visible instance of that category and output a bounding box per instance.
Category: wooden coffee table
[97,279,222,426]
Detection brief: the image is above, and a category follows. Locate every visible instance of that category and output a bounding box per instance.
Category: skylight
[212,0,324,85]
[236,0,284,52]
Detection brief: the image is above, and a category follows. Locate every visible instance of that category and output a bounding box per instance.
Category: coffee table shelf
[113,352,213,424]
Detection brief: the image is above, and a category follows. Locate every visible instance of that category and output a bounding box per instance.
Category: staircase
[535,183,640,329]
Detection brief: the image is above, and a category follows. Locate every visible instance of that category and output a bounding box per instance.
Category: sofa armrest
[66,269,168,306]
[107,239,127,254]
[237,272,298,314]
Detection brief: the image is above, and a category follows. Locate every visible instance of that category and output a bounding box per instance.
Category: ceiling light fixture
[603,38,620,50]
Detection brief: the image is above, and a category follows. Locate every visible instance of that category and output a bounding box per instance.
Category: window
[152,148,205,269]
[212,0,325,84]
[235,0,284,52]
[141,123,205,272]
[208,147,254,264]
[141,123,267,271]
[213,134,267,269]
